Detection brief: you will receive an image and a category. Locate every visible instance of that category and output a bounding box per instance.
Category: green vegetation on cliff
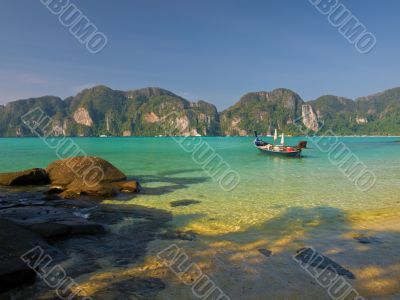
[0,86,219,137]
[220,89,305,136]
[308,88,400,135]
[1,86,400,137]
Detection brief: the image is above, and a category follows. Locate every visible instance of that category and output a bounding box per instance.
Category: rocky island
[1,85,400,137]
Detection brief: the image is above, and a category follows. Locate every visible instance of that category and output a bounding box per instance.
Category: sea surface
[1,136,399,230]
[1,136,400,299]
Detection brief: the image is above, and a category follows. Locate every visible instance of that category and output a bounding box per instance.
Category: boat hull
[256,147,301,157]
[254,144,301,157]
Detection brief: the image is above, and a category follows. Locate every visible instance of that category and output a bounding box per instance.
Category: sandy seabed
[70,209,400,300]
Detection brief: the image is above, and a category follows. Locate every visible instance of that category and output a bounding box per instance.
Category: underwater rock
[170,199,201,207]
[94,277,165,299]
[29,222,70,238]
[159,229,197,241]
[0,219,49,293]
[0,206,105,238]
[354,235,383,244]
[258,248,272,257]
[294,247,355,280]
[57,220,105,235]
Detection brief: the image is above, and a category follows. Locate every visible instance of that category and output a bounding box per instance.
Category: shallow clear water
[3,137,400,299]
[1,136,399,236]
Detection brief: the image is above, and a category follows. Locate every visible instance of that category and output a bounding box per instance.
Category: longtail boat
[254,130,307,157]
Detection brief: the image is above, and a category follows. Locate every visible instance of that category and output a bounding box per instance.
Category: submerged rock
[354,235,383,245]
[294,248,355,279]
[58,183,119,199]
[0,219,48,293]
[0,200,173,298]
[159,229,197,241]
[29,222,70,238]
[0,206,105,238]
[0,168,49,186]
[170,199,201,207]
[30,221,105,238]
[93,277,166,299]
[57,221,105,235]
[258,248,272,257]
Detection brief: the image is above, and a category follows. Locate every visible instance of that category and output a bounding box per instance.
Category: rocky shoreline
[0,156,140,199]
[0,156,173,298]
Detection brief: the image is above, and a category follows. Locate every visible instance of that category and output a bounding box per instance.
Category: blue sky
[0,0,399,110]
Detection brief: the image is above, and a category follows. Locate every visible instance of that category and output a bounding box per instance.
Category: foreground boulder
[0,206,105,238]
[46,156,139,198]
[46,156,126,186]
[0,219,48,293]
[0,168,49,186]
[0,156,139,199]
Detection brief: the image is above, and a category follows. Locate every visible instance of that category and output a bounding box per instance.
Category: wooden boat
[254,130,307,157]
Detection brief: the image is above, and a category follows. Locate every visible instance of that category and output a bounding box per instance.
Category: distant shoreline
[2,86,400,141]
[1,135,400,138]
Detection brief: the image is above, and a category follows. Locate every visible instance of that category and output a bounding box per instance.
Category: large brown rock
[0,168,49,186]
[0,157,139,199]
[46,156,126,187]
[45,156,138,199]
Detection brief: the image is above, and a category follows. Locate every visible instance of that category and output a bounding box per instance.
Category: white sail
[281,132,285,145]
[274,129,278,144]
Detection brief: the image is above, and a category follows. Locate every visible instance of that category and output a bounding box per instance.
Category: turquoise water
[1,136,400,235]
